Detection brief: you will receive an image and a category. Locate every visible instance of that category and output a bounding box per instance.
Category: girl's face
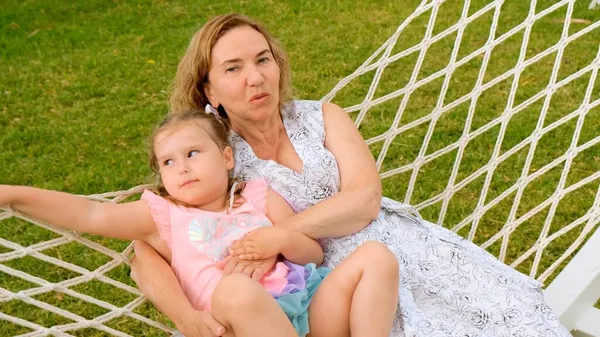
[154,122,234,210]
[205,26,281,126]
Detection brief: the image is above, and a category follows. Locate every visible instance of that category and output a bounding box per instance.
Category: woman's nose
[246,67,265,86]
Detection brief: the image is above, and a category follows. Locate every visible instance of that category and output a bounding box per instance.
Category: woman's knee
[211,274,266,314]
[357,241,399,276]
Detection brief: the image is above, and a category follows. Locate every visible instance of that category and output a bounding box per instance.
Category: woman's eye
[188,150,199,157]
[258,57,270,64]
[225,66,238,73]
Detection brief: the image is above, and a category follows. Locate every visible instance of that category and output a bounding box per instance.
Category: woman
[130,13,570,337]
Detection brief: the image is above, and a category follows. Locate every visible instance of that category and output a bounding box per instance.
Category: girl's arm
[229,188,323,266]
[277,102,382,239]
[0,185,157,241]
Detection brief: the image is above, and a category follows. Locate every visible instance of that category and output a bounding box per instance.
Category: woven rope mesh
[1,0,600,335]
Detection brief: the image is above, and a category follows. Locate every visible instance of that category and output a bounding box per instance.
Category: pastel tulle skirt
[268,261,331,336]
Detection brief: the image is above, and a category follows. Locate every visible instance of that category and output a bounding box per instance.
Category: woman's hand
[217,255,278,281]
[229,227,287,261]
[176,309,226,337]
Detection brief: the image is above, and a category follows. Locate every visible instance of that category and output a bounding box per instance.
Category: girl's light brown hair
[149,109,245,207]
[169,13,292,115]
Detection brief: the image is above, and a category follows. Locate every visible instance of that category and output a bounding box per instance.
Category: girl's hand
[229,227,288,260]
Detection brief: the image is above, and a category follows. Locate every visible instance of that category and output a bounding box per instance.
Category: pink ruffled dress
[142,179,328,336]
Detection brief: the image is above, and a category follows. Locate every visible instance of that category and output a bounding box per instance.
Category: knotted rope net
[1,0,599,335]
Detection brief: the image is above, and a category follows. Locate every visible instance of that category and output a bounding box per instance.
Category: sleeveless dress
[230,100,571,337]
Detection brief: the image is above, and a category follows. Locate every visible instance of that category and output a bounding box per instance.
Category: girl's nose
[178,162,190,174]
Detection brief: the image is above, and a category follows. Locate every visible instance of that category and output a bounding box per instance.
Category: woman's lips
[250,93,269,102]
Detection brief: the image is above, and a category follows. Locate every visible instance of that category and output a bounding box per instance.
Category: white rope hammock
[2,0,599,335]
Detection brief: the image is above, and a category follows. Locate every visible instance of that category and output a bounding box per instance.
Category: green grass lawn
[1,0,600,335]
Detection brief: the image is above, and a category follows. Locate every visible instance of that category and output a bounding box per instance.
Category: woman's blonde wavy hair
[169,13,293,116]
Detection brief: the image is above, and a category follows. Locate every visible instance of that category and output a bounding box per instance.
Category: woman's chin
[248,102,279,121]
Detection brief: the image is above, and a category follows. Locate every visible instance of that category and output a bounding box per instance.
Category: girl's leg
[211,274,298,337]
[308,241,399,337]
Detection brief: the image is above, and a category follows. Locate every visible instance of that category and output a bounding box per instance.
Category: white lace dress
[230,100,571,337]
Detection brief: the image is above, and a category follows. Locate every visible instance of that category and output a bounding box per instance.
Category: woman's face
[205,26,281,126]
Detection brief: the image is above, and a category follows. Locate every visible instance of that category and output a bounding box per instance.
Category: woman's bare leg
[308,241,399,337]
[211,274,298,337]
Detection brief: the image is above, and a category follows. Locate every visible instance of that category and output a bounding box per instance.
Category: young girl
[0,108,399,337]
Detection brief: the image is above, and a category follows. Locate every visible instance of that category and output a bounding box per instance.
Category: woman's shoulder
[285,99,322,107]
[282,100,327,141]
[282,100,323,119]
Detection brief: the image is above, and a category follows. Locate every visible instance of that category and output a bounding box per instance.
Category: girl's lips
[181,180,198,187]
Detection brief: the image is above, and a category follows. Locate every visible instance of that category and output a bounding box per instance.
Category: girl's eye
[188,150,199,158]
[163,159,173,166]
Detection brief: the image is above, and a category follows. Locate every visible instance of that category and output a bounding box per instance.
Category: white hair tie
[205,104,221,120]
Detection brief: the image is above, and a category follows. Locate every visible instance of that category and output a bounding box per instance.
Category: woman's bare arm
[265,188,323,264]
[229,189,323,265]
[278,102,382,238]
[130,241,226,337]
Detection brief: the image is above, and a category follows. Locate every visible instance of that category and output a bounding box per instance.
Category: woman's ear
[223,146,234,170]
[204,84,219,108]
